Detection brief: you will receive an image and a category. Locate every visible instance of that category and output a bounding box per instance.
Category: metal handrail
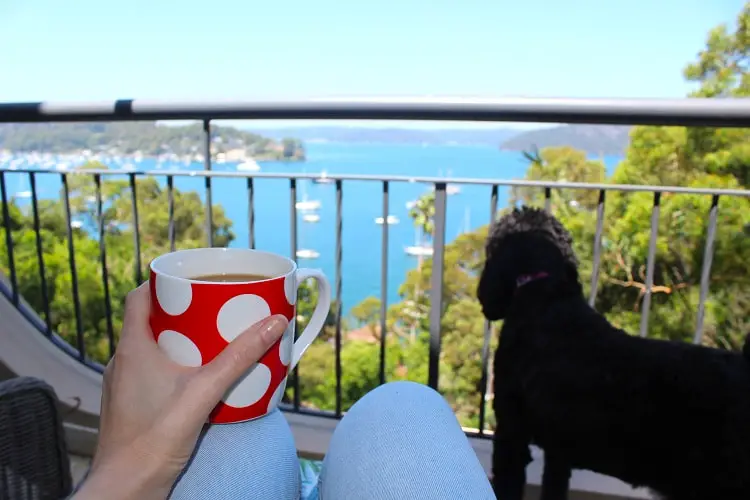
[2,97,750,127]
[5,167,750,198]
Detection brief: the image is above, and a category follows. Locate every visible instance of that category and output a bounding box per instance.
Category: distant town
[0,122,306,170]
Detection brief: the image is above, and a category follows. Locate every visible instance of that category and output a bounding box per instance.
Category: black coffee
[191,273,271,283]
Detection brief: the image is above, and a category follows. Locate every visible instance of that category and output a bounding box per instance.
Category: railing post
[428,182,448,390]
[61,174,85,359]
[589,190,606,307]
[639,192,661,337]
[129,173,142,285]
[289,179,300,410]
[203,119,214,247]
[478,184,498,434]
[167,176,176,252]
[247,178,255,249]
[95,174,116,356]
[29,172,52,334]
[694,195,720,345]
[0,172,18,305]
[334,180,343,416]
[379,181,389,386]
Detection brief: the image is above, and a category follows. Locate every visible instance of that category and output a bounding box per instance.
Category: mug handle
[291,268,332,370]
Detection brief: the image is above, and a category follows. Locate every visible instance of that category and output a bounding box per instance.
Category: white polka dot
[157,330,202,367]
[216,294,271,342]
[154,274,193,316]
[279,322,294,366]
[267,377,287,414]
[222,363,272,408]
[284,273,296,305]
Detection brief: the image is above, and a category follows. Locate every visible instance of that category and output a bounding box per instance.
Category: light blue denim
[169,381,495,500]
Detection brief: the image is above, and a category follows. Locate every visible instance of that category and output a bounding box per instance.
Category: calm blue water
[3,143,621,315]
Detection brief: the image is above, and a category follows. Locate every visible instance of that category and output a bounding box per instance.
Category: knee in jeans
[352,381,449,415]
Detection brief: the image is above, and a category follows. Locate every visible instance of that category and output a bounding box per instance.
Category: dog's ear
[477,241,517,321]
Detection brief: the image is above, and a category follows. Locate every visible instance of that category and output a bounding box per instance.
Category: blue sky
[0,0,746,128]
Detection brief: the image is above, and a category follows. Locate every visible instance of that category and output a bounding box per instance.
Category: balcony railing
[2,98,750,442]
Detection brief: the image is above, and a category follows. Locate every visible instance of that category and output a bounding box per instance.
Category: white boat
[375,215,400,225]
[405,245,433,257]
[302,214,320,223]
[296,249,320,259]
[237,159,261,172]
[405,226,433,257]
[296,199,321,211]
[430,184,461,195]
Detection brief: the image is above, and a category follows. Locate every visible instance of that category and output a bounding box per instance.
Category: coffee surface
[191,273,271,283]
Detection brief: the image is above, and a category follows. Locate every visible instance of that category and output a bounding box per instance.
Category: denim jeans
[169,381,495,500]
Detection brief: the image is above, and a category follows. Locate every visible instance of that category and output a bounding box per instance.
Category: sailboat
[296,180,321,211]
[312,170,335,185]
[14,175,32,199]
[297,186,320,259]
[457,207,471,237]
[405,226,433,257]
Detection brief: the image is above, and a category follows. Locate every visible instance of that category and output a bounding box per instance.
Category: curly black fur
[478,206,750,500]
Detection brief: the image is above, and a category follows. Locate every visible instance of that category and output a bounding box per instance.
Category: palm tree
[408,191,436,259]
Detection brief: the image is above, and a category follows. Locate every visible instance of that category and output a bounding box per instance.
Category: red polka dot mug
[148,248,331,424]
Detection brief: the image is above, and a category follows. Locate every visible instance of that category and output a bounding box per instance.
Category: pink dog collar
[516,271,550,288]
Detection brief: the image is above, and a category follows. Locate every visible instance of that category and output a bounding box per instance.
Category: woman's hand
[74,283,288,500]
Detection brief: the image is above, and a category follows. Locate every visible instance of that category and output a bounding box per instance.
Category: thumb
[199,315,288,399]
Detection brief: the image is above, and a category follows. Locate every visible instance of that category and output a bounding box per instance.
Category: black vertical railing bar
[588,190,606,308]
[203,120,214,248]
[289,178,300,411]
[167,176,176,252]
[129,174,143,285]
[94,174,116,356]
[544,186,552,212]
[61,173,85,359]
[334,180,343,417]
[378,181,389,386]
[639,191,661,337]
[29,172,52,334]
[247,178,255,249]
[428,182,448,390]
[694,194,720,345]
[0,172,18,305]
[478,184,499,434]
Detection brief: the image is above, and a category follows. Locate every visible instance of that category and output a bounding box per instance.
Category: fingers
[198,315,288,399]
[120,283,151,340]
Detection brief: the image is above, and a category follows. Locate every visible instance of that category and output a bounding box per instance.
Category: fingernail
[260,315,287,344]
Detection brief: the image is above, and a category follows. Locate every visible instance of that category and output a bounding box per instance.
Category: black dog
[477,206,750,500]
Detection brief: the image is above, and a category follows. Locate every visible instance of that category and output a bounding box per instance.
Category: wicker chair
[0,377,72,500]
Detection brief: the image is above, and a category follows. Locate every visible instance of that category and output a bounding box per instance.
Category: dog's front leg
[493,437,531,500]
[540,450,571,500]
